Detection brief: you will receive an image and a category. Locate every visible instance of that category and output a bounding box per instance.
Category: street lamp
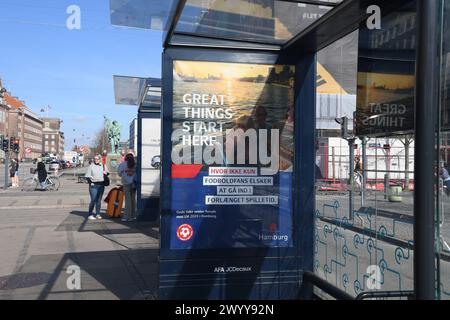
[72,129,76,180]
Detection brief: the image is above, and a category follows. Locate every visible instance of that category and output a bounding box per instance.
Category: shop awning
[110,0,343,48]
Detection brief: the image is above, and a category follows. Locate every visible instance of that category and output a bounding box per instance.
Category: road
[0,162,87,188]
[0,176,158,300]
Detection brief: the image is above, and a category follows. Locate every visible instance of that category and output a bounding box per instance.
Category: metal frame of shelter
[111,0,439,299]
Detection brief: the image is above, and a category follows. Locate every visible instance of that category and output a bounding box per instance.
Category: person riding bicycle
[37,161,47,190]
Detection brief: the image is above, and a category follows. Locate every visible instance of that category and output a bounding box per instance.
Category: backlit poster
[355,2,416,136]
[141,118,160,197]
[170,60,295,249]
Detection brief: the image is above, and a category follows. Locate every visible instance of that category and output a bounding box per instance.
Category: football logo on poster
[177,224,194,241]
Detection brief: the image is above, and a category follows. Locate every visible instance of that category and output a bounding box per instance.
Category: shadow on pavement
[0,210,160,300]
[55,211,160,240]
[0,248,159,300]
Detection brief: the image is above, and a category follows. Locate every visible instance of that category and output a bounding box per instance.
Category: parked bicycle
[22,174,60,191]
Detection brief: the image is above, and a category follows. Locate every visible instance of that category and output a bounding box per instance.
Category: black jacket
[37,162,47,183]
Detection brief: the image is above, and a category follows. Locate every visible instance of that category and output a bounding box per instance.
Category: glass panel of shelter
[313,6,417,298]
[437,0,450,301]
[175,0,340,45]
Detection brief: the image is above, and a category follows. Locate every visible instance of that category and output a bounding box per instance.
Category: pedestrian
[354,155,363,190]
[85,155,109,220]
[14,158,20,187]
[117,152,137,222]
[9,159,17,187]
[36,160,47,190]
[441,164,450,196]
[102,151,107,165]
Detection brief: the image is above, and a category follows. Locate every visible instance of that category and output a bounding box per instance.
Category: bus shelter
[110,0,441,300]
[114,76,161,221]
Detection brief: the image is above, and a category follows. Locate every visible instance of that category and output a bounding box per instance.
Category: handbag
[103,165,110,186]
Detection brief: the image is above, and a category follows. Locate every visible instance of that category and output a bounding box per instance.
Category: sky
[0,0,163,150]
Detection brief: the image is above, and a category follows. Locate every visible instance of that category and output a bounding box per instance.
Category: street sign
[25,147,32,154]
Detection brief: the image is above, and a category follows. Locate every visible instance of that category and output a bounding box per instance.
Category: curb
[0,204,84,210]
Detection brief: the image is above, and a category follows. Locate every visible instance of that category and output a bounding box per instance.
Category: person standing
[441,164,450,196]
[117,153,137,222]
[85,155,108,220]
[354,155,363,190]
[101,151,107,165]
[9,159,17,187]
[36,161,47,190]
[14,158,20,187]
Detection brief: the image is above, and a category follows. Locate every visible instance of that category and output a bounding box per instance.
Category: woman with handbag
[85,155,109,220]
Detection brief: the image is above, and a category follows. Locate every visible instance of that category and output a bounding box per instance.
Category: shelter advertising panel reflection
[170,60,295,250]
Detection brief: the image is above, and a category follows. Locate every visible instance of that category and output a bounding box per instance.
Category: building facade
[4,93,43,160]
[41,118,64,157]
[0,82,9,160]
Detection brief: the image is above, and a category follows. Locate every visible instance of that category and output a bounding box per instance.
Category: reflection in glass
[175,0,333,44]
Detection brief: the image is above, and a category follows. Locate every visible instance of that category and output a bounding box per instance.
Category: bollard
[388,185,403,202]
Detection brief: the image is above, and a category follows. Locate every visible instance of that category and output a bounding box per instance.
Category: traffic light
[1,135,8,152]
[13,138,20,153]
[9,137,14,150]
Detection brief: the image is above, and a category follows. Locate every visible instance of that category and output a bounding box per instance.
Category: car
[58,160,67,169]
[48,161,60,171]
[151,155,161,169]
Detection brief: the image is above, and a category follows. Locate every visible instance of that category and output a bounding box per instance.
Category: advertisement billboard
[355,2,416,137]
[141,118,161,197]
[169,60,295,250]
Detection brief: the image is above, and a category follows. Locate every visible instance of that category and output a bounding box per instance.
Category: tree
[400,134,414,188]
[90,127,110,156]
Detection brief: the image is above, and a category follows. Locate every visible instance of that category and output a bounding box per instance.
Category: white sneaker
[88,215,97,220]
[96,215,103,220]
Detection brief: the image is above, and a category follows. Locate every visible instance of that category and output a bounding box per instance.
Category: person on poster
[280,104,294,171]
[225,115,255,165]
[254,106,272,130]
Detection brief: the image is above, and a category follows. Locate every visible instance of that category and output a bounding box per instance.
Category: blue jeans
[88,184,105,216]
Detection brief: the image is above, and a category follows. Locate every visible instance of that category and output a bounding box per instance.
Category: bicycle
[22,174,60,192]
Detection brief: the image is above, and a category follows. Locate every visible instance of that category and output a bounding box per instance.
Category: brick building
[0,83,9,160]
[4,93,43,160]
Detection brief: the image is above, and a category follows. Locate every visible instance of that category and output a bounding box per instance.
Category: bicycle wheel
[47,176,60,191]
[22,178,38,192]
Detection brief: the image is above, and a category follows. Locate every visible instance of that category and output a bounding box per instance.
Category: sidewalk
[0,177,159,300]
